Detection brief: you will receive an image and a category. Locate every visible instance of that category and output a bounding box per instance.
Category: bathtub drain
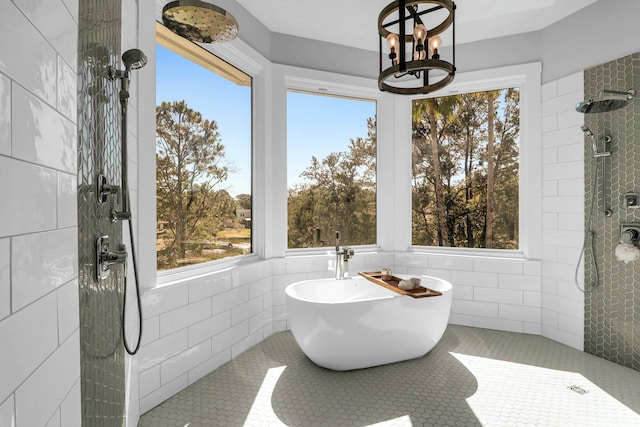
[567,385,589,394]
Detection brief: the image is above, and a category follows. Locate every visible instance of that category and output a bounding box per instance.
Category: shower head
[581,125,594,137]
[581,125,599,154]
[576,98,629,113]
[122,49,147,71]
[580,125,612,158]
[576,89,635,113]
[162,0,238,43]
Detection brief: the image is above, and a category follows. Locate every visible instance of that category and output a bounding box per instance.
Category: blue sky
[156,45,252,195]
[156,44,376,196]
[287,92,376,187]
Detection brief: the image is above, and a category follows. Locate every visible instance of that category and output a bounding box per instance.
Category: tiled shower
[77,0,127,424]
[584,52,640,370]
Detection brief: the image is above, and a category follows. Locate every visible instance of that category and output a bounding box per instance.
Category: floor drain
[568,385,589,394]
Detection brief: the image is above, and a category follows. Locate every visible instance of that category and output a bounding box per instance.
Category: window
[287,91,377,248]
[155,25,252,270]
[411,88,520,249]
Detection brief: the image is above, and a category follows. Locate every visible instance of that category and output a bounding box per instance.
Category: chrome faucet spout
[334,231,355,279]
[335,251,344,279]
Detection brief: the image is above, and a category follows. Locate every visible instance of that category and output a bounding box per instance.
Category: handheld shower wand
[108,49,148,222]
[581,125,612,217]
[106,48,147,355]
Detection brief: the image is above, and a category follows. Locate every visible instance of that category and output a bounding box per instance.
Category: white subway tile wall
[0,74,10,156]
[11,84,76,173]
[138,261,273,413]
[396,253,542,334]
[0,239,9,320]
[0,2,79,426]
[540,71,585,350]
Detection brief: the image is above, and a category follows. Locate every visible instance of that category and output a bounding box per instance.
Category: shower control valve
[96,235,128,281]
[623,192,639,209]
[97,174,120,204]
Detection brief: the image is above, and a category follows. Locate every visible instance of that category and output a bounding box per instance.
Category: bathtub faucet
[334,231,354,279]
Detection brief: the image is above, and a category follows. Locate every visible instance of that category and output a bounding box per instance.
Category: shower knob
[624,193,639,209]
[620,224,640,246]
[622,230,637,243]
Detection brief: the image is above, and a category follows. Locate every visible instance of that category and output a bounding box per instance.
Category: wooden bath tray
[358,271,442,298]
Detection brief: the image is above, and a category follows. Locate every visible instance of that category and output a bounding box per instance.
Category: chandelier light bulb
[386,33,399,65]
[429,35,442,59]
[413,24,427,60]
[413,24,427,44]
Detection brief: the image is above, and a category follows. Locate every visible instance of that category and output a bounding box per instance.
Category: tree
[484,90,497,247]
[412,96,459,246]
[492,88,520,248]
[411,89,520,250]
[156,100,232,266]
[287,118,377,248]
[236,194,252,210]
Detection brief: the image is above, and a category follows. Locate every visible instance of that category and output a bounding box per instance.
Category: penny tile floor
[139,325,640,426]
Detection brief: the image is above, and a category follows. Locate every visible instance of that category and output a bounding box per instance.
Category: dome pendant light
[162,0,239,43]
[378,0,456,95]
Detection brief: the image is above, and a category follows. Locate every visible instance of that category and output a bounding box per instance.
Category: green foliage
[236,194,252,209]
[411,89,520,249]
[156,100,250,270]
[287,118,377,248]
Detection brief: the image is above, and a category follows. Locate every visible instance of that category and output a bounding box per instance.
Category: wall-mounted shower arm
[600,89,635,100]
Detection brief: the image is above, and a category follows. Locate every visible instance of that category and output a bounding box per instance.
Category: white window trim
[275,65,396,256]
[139,31,272,289]
[398,62,542,260]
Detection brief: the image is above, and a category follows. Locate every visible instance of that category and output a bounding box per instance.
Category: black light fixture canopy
[378,0,456,95]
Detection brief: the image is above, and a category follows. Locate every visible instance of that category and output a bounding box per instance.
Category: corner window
[287,91,377,248]
[156,25,252,270]
[411,88,520,249]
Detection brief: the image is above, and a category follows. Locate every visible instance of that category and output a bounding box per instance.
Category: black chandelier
[378,0,456,95]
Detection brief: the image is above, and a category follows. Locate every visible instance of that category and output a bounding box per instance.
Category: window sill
[285,245,383,258]
[409,246,532,261]
[154,253,262,288]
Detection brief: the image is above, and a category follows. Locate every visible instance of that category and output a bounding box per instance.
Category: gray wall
[77,0,127,424]
[248,0,640,84]
[584,52,640,371]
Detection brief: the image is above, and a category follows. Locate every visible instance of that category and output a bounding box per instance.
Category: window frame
[401,62,542,259]
[282,72,387,256]
[285,88,379,251]
[147,24,267,287]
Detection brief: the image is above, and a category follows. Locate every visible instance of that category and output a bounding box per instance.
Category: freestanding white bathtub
[285,275,452,371]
